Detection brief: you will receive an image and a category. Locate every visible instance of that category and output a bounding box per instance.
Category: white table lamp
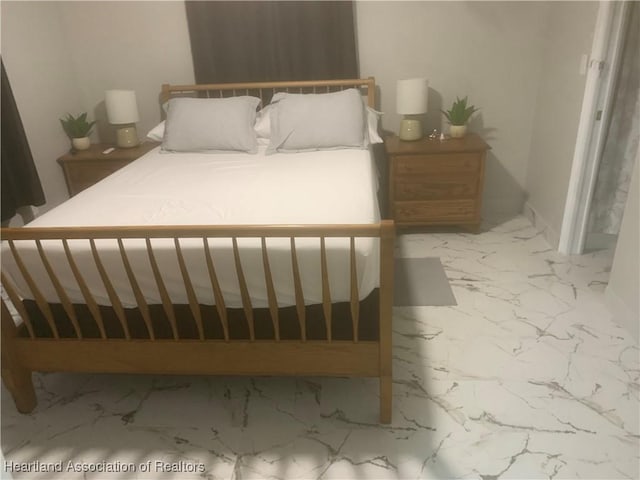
[105,89,140,148]
[396,78,428,141]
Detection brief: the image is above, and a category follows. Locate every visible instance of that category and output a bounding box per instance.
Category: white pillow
[146,121,165,141]
[147,105,280,144]
[162,96,260,153]
[255,100,382,146]
[267,89,368,154]
[366,107,384,144]
[254,104,273,139]
[148,96,383,146]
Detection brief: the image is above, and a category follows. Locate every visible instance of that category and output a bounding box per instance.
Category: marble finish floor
[1,215,638,479]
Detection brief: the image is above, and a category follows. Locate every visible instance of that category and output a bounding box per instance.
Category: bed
[0,78,395,423]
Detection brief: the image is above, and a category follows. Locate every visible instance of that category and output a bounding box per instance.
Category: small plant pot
[449,125,467,138]
[72,137,91,151]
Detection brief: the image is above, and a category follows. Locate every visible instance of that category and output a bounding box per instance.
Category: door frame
[558,1,631,255]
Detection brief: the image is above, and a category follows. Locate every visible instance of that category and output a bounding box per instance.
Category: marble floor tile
[2,215,638,479]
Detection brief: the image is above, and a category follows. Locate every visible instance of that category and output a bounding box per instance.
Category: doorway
[558,1,637,255]
[585,2,639,251]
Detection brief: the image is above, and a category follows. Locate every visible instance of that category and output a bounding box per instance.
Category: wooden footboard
[1,221,394,422]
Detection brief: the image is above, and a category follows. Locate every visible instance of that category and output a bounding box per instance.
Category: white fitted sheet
[3,146,380,308]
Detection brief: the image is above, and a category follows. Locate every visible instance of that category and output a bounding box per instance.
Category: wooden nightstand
[385,133,490,231]
[57,142,159,196]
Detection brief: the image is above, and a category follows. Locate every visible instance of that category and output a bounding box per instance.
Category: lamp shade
[105,90,139,124]
[396,78,428,115]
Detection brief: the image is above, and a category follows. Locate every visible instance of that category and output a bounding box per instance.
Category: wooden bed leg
[378,220,395,424]
[379,375,392,424]
[1,366,36,413]
[1,301,37,413]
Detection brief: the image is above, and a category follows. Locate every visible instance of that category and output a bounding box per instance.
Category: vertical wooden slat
[261,238,280,341]
[145,239,179,340]
[320,237,332,341]
[232,237,254,341]
[378,220,395,424]
[35,240,82,338]
[160,84,171,106]
[203,238,229,341]
[1,273,35,339]
[8,241,59,339]
[290,237,306,341]
[366,77,376,108]
[349,237,359,342]
[174,238,204,340]
[117,238,154,340]
[89,240,130,340]
[62,240,107,339]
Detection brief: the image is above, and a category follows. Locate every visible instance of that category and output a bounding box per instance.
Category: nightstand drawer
[395,153,480,176]
[385,133,490,229]
[64,160,130,195]
[395,176,478,201]
[57,143,159,197]
[394,200,477,223]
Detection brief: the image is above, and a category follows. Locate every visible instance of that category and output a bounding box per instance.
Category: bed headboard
[160,77,376,116]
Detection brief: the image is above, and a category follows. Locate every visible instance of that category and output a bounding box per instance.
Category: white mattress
[3,145,380,309]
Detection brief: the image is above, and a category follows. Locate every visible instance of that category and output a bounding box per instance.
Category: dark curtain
[185,1,358,83]
[1,59,45,223]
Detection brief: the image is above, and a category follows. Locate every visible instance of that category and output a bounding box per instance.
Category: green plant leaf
[442,96,478,125]
[59,112,95,139]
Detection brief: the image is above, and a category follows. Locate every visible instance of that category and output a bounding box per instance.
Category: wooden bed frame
[0,78,396,423]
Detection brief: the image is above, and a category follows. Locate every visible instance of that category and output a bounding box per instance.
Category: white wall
[0,1,194,215]
[606,153,639,341]
[57,1,194,143]
[1,1,83,213]
[524,2,599,246]
[356,1,551,218]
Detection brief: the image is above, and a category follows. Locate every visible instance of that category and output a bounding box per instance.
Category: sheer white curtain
[589,3,639,235]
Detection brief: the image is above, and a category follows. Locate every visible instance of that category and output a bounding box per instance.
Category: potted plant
[60,112,96,150]
[442,96,478,138]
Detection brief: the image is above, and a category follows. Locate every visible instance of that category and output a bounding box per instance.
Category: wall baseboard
[523,202,560,249]
[605,286,639,343]
[481,197,525,225]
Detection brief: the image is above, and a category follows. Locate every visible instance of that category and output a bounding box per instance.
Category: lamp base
[115,125,139,148]
[399,119,422,141]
